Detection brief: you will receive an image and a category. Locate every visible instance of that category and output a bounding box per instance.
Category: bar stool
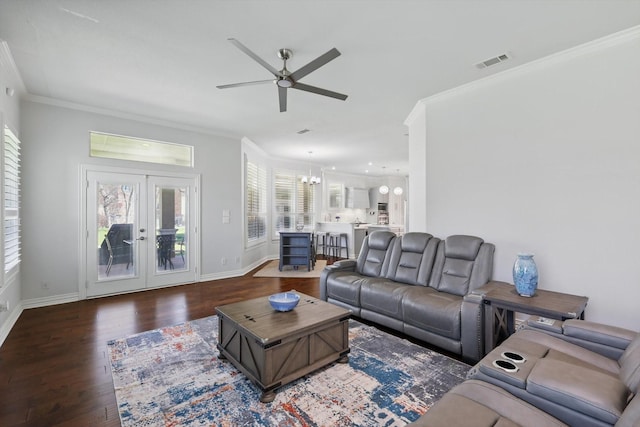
[328,232,349,259]
[315,231,328,256]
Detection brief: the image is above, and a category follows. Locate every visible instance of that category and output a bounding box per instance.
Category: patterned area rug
[108,316,469,426]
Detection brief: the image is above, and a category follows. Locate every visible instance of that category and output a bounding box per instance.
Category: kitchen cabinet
[327,183,344,210]
[346,187,370,209]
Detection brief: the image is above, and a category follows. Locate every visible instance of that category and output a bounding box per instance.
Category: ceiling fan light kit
[277,78,292,88]
[217,38,348,112]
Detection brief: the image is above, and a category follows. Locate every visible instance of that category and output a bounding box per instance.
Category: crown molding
[403,100,426,127]
[0,40,27,93]
[22,92,240,140]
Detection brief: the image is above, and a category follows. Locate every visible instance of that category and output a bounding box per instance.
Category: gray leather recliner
[320,230,399,316]
[320,231,495,362]
[466,319,640,427]
[408,379,569,427]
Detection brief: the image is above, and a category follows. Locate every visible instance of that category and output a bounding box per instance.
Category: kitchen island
[315,222,359,259]
[316,222,405,259]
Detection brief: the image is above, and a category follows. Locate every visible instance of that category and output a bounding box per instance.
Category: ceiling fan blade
[228,38,280,77]
[216,79,273,89]
[289,48,341,81]
[292,82,348,101]
[278,86,287,112]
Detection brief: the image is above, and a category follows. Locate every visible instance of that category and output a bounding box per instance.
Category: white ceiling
[1,0,639,176]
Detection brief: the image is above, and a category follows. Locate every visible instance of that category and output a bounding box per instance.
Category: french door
[83,168,198,298]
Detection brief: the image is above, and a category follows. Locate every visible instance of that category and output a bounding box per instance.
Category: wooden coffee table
[215,291,351,403]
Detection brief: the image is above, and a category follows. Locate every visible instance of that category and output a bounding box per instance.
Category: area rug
[253,259,327,278]
[108,316,469,426]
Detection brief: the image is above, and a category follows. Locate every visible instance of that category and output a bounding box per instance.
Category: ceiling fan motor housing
[277,48,292,61]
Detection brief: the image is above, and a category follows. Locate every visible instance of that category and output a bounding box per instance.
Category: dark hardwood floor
[0,262,325,427]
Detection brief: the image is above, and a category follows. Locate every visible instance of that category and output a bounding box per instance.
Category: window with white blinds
[3,125,21,274]
[245,157,267,245]
[273,170,315,239]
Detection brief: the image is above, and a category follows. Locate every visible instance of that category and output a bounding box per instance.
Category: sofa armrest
[463,280,505,306]
[460,299,483,363]
[525,317,637,360]
[562,319,636,350]
[526,317,564,334]
[469,280,506,299]
[319,260,357,300]
[459,281,506,362]
[329,259,357,271]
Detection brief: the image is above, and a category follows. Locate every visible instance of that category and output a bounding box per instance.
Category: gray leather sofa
[408,379,569,426]
[320,231,495,362]
[415,318,640,427]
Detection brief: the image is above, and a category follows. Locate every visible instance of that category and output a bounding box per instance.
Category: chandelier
[301,174,321,185]
[301,151,321,185]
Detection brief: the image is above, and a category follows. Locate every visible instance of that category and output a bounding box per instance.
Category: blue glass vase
[513,253,538,297]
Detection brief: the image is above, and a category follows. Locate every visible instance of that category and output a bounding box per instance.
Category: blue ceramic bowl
[268,292,300,312]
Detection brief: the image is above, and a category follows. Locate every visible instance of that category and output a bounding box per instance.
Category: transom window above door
[90,132,194,167]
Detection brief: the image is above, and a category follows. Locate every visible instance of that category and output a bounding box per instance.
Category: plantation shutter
[245,157,266,244]
[272,169,315,239]
[273,172,295,238]
[3,126,21,273]
[297,177,315,227]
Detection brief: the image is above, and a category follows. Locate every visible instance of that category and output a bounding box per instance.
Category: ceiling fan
[216,38,348,112]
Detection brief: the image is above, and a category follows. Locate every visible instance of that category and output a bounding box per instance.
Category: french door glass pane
[97,182,136,280]
[155,186,187,272]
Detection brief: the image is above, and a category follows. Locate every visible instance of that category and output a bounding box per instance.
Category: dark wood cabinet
[279,232,314,271]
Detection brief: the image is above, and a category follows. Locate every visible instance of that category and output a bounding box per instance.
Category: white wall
[19,100,244,301]
[406,103,427,232]
[406,29,640,330]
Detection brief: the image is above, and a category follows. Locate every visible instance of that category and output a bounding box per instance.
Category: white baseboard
[198,257,274,282]
[198,269,244,282]
[21,292,80,310]
[0,302,23,348]
[1,293,80,348]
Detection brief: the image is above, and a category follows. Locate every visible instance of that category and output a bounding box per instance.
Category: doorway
[82,167,199,298]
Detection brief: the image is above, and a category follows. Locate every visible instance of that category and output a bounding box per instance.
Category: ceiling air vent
[475,53,510,69]
[297,128,311,134]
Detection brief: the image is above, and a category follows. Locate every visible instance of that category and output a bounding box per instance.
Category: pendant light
[393,169,403,195]
[379,166,389,194]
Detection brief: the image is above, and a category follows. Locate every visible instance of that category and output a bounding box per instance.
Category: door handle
[136,236,146,241]
[139,228,146,232]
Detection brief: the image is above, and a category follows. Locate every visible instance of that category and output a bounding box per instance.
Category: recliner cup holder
[501,351,526,363]
[492,359,519,373]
